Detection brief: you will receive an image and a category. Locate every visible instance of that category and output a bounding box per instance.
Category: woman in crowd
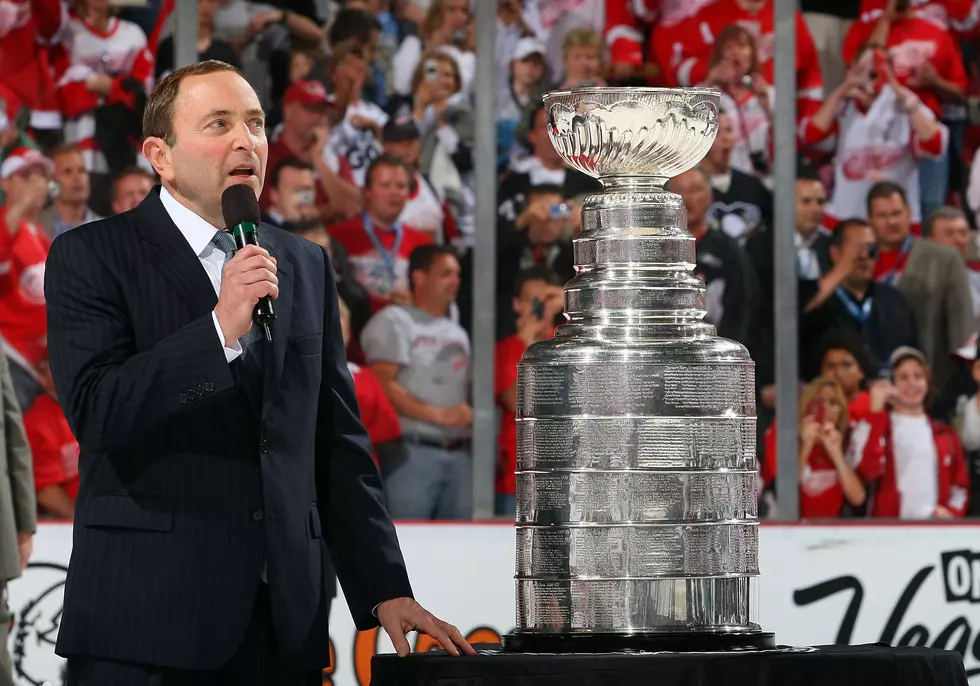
[702,25,774,189]
[851,346,970,518]
[392,0,475,96]
[762,377,867,518]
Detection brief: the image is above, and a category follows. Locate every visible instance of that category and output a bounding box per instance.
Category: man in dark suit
[45,60,474,686]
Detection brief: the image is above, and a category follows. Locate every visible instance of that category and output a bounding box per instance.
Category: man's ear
[142,136,174,183]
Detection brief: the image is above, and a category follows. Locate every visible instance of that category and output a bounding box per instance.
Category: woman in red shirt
[852,346,970,518]
[762,377,867,517]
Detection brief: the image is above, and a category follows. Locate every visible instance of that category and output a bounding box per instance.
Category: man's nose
[232,122,258,151]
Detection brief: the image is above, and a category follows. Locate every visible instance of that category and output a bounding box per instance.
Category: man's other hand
[377,597,477,657]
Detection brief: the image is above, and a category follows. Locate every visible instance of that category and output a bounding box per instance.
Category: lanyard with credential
[835,287,873,325]
[880,235,914,286]
[362,213,404,285]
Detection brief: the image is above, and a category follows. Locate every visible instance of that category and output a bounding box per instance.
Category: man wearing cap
[260,80,361,224]
[381,115,461,244]
[0,147,54,410]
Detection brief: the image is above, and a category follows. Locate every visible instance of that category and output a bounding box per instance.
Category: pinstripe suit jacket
[44,186,412,671]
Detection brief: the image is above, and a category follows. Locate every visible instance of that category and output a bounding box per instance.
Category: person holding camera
[803,45,947,231]
[851,346,970,519]
[0,148,54,411]
[391,0,475,97]
[800,218,919,378]
[702,25,774,188]
[761,377,866,519]
[496,184,575,337]
[494,266,565,517]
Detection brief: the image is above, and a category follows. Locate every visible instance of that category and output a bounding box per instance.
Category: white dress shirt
[159,186,243,363]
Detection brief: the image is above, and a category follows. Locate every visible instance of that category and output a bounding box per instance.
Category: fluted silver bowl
[544,87,721,180]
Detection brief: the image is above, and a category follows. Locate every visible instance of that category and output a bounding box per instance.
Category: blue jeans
[382,444,472,520]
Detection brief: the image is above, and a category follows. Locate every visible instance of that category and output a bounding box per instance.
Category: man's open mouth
[230,167,255,176]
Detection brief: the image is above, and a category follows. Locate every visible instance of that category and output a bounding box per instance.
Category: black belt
[404,435,472,451]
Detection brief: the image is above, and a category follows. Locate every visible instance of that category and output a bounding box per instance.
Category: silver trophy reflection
[501,87,774,652]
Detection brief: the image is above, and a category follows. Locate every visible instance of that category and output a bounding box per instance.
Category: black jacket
[45,187,411,671]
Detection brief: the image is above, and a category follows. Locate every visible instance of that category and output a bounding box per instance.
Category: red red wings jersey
[326,216,433,313]
[0,209,49,367]
[843,15,967,116]
[26,393,80,499]
[0,0,66,125]
[53,15,154,173]
[857,0,978,34]
[604,0,659,66]
[650,0,823,139]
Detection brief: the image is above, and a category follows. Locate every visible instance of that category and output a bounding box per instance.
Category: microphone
[221,184,276,342]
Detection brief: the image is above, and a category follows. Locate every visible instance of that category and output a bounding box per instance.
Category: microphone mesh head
[221,184,261,228]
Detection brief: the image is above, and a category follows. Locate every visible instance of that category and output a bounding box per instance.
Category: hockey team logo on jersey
[19,263,45,305]
[888,40,939,78]
[800,468,840,497]
[841,146,908,181]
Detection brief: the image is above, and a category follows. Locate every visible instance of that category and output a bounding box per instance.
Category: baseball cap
[0,147,53,180]
[382,115,420,143]
[282,80,336,109]
[889,346,928,370]
[513,37,546,62]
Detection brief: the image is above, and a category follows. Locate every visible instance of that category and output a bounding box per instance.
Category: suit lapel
[259,227,293,420]
[137,188,218,318]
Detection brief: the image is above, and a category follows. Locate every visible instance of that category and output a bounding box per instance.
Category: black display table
[370,643,969,686]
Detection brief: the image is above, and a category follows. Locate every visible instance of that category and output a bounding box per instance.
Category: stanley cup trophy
[501,86,775,653]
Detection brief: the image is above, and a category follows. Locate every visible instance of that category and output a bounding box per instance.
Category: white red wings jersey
[649,0,823,141]
[720,89,772,187]
[0,0,67,127]
[53,15,154,174]
[842,15,968,116]
[808,86,947,226]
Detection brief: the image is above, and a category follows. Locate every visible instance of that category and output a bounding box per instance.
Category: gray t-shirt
[360,305,471,442]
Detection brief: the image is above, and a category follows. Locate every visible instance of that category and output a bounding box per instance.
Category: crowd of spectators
[3,0,980,521]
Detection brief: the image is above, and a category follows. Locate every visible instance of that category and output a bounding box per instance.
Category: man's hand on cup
[214,244,278,342]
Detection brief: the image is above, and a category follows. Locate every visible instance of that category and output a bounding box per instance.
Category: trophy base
[500,630,776,654]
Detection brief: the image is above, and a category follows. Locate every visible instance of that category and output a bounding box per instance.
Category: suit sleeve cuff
[212,311,243,363]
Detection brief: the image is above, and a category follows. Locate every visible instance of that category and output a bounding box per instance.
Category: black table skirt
[370,643,969,686]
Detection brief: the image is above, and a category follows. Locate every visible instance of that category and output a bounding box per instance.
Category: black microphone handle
[231,222,276,342]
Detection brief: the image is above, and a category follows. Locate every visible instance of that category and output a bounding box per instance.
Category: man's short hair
[327,8,381,48]
[48,143,83,162]
[829,217,870,249]
[408,244,457,290]
[797,162,823,183]
[513,266,565,298]
[143,60,240,146]
[364,153,413,188]
[922,205,966,237]
[866,180,908,214]
[807,327,872,381]
[327,40,367,75]
[271,157,314,189]
[284,218,324,235]
[112,166,155,198]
